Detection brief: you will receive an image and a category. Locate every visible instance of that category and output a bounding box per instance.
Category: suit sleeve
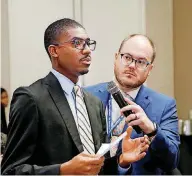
[149,98,180,171]
[1,87,60,175]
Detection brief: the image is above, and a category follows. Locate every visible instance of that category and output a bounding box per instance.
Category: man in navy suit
[86,34,180,174]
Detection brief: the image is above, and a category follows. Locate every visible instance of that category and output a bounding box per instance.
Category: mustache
[80,55,91,61]
[124,70,136,76]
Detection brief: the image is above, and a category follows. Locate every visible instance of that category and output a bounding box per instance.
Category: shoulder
[143,86,175,102]
[13,79,42,99]
[9,81,44,124]
[84,82,111,106]
[141,86,176,112]
[11,76,49,111]
[83,89,103,104]
[84,82,108,92]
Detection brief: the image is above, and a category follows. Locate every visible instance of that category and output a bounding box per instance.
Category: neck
[114,80,138,93]
[52,67,79,84]
[118,84,134,93]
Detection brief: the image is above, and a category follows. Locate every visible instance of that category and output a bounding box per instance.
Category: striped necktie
[73,85,95,154]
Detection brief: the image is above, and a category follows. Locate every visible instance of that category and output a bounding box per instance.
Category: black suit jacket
[1,104,8,135]
[1,72,119,175]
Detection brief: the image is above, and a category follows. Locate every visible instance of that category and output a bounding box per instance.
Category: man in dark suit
[86,34,180,174]
[1,19,149,175]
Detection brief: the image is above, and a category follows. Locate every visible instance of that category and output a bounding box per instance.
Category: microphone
[107,81,142,134]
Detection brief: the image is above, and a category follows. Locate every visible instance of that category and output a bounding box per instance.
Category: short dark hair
[44,18,85,59]
[118,34,156,63]
[1,88,7,95]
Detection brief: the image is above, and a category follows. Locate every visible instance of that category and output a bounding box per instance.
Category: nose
[82,44,91,54]
[128,59,136,69]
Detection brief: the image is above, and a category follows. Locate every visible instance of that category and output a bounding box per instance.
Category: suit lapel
[44,72,83,153]
[135,85,150,111]
[124,85,152,138]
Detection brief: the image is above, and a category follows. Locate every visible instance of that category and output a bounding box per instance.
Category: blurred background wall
[173,0,192,120]
[1,0,10,96]
[146,0,174,97]
[1,0,191,120]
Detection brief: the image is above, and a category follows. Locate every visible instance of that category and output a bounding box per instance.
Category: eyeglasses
[53,37,96,51]
[119,53,151,70]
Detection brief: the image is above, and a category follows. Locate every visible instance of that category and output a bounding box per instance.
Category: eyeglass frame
[51,37,96,51]
[119,53,152,70]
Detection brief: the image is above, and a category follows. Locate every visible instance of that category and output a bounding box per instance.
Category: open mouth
[80,57,91,64]
[81,60,91,65]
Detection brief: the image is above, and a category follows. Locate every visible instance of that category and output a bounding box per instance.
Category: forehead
[1,92,8,97]
[121,36,153,61]
[59,27,89,41]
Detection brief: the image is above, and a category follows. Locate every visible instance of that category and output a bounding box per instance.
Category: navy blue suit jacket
[85,82,180,175]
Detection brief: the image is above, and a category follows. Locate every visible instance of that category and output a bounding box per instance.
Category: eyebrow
[123,53,147,60]
[72,37,90,41]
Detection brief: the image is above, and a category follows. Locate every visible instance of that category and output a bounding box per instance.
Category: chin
[120,78,138,88]
[125,80,144,88]
[79,69,89,75]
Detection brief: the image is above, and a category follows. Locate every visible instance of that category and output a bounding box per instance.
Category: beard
[114,71,145,90]
[79,69,89,75]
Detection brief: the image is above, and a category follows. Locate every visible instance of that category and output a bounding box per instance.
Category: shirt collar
[51,69,81,95]
[125,87,140,100]
[113,77,140,100]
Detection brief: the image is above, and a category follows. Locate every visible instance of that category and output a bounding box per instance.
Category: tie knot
[73,85,81,95]
[126,94,134,101]
[122,91,134,101]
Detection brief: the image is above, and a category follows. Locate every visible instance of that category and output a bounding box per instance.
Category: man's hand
[119,126,149,168]
[121,98,155,134]
[60,152,104,175]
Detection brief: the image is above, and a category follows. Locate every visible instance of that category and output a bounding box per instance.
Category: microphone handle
[112,92,142,134]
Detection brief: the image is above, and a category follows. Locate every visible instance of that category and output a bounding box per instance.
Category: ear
[115,52,118,60]
[147,64,154,76]
[48,45,59,58]
[114,52,119,67]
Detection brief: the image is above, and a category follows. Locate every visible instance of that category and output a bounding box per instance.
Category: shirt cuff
[118,164,131,175]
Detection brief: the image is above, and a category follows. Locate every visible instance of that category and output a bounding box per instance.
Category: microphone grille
[107,81,119,94]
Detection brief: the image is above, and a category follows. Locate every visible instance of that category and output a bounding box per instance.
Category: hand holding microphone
[107,81,142,134]
[121,98,156,135]
[107,81,156,135]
